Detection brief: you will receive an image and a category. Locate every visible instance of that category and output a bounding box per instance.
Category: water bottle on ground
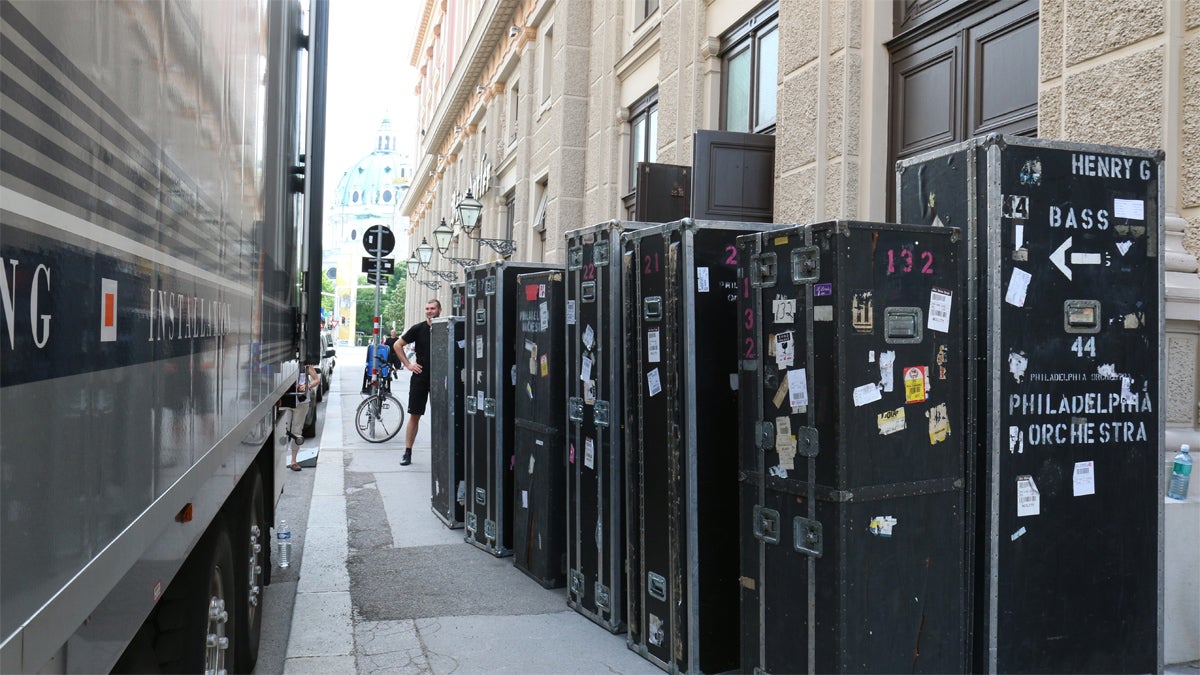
[277,520,292,568]
[1167,444,1192,501]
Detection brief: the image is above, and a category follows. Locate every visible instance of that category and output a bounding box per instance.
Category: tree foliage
[355,266,407,338]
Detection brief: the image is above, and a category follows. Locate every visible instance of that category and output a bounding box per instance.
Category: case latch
[465,512,477,534]
[647,572,667,601]
[594,400,610,427]
[475,487,487,505]
[791,246,820,283]
[484,518,496,541]
[465,394,477,415]
[483,397,496,417]
[794,516,823,557]
[750,252,778,288]
[567,397,584,422]
[466,279,477,296]
[796,426,819,457]
[755,420,775,450]
[594,244,610,266]
[484,276,496,295]
[595,583,612,611]
[569,570,585,595]
[753,506,781,544]
[568,246,583,270]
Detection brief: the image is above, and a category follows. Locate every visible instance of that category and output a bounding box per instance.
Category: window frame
[625,87,660,207]
[718,1,779,135]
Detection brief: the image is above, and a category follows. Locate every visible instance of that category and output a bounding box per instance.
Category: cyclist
[393,298,441,466]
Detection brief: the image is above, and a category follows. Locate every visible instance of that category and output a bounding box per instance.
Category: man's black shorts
[408,376,430,415]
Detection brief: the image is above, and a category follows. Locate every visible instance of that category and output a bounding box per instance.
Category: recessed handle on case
[582,280,596,302]
[884,307,923,344]
[643,296,662,321]
[647,572,667,601]
[753,505,781,544]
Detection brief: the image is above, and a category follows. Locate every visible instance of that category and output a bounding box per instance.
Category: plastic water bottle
[277,520,292,568]
[1168,445,1192,501]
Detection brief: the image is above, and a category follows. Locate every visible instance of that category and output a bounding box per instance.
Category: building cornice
[410,1,437,67]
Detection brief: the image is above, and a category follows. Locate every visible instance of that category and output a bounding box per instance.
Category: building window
[508,82,520,145]
[505,190,517,239]
[636,0,659,25]
[622,89,659,215]
[720,1,778,134]
[531,178,548,233]
[541,27,554,104]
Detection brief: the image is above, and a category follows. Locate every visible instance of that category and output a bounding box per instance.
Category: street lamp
[416,237,434,265]
[406,252,421,276]
[456,189,482,234]
[433,218,454,254]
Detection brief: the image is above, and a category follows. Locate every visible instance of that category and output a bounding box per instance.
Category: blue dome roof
[332,118,411,211]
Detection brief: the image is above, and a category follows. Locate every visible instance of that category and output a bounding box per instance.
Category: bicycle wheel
[354,394,405,443]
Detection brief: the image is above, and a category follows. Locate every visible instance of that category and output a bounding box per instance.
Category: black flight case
[736,221,967,674]
[512,269,568,587]
[463,260,559,557]
[897,135,1163,674]
[622,217,782,673]
[430,315,465,528]
[564,220,654,632]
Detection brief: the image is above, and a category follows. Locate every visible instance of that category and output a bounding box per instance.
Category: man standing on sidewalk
[393,298,441,465]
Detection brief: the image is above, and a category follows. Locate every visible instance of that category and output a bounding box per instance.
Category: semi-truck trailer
[1,0,329,671]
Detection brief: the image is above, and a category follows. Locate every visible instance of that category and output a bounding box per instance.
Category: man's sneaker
[400,450,412,466]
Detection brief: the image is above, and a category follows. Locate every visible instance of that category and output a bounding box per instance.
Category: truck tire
[154,521,238,674]
[233,471,266,672]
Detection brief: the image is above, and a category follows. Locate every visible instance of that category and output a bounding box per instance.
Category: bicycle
[355,347,405,443]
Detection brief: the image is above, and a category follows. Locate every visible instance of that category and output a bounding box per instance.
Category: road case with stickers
[735,221,967,674]
[897,135,1163,674]
[430,316,466,528]
[623,218,783,674]
[513,270,568,587]
[564,220,654,632]
[463,261,560,556]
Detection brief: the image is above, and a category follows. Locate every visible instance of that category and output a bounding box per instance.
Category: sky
[322,1,420,225]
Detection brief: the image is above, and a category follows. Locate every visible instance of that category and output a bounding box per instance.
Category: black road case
[736,221,967,674]
[512,270,568,587]
[463,260,560,557]
[564,220,654,632]
[430,316,465,528]
[897,135,1164,674]
[623,218,781,673]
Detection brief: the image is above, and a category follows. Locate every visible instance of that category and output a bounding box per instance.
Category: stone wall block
[776,66,819,174]
[823,158,844,220]
[657,71,680,158]
[1187,0,1200,29]
[780,0,820,76]
[828,0,846,55]
[1039,0,1064,81]
[825,53,845,160]
[1065,0,1163,66]
[1062,48,1163,150]
[776,165,819,224]
[1182,36,1200,209]
[1038,84,1063,139]
[660,5,680,73]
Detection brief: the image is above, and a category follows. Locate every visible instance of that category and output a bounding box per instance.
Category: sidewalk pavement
[282,346,657,674]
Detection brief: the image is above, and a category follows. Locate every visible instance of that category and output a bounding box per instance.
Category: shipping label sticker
[775,331,795,368]
[647,328,661,363]
[775,415,792,439]
[851,290,874,332]
[928,288,952,333]
[904,366,927,404]
[1011,526,1027,541]
[697,267,710,292]
[1017,476,1040,517]
[648,614,665,647]
[475,336,484,358]
[539,283,546,298]
[1113,198,1144,221]
[1008,351,1028,382]
[539,301,549,331]
[773,296,796,323]
[525,284,538,301]
[529,455,536,474]
[567,300,577,325]
[584,379,596,405]
[1005,268,1031,307]
[777,436,796,470]
[868,516,898,537]
[927,402,950,444]
[813,305,833,322]
[580,355,593,382]
[584,437,595,469]
[773,235,789,246]
[528,342,539,375]
[877,407,906,435]
[936,345,949,381]
[787,368,808,408]
[521,490,529,509]
[853,382,882,407]
[540,354,549,377]
[582,324,595,350]
[813,283,833,297]
[647,368,663,397]
[1073,460,1096,497]
[879,350,896,392]
[768,464,789,479]
[772,378,789,409]
[476,391,484,410]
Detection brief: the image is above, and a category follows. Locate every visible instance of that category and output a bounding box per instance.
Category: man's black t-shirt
[400,321,432,380]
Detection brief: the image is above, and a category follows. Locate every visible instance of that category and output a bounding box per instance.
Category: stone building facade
[401,0,1199,659]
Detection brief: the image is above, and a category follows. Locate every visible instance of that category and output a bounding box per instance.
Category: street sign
[362,225,395,256]
[365,272,389,286]
[362,256,395,274]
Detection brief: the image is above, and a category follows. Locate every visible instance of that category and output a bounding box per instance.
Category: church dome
[332,117,411,213]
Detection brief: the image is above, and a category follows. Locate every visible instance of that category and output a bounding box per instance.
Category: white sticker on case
[647,368,663,397]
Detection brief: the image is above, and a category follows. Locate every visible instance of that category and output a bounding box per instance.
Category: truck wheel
[234,471,266,672]
[155,522,238,674]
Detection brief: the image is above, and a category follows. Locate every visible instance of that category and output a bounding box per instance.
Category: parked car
[314,331,336,401]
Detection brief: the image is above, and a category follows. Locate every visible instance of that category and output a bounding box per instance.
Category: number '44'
[1071,336,1096,357]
